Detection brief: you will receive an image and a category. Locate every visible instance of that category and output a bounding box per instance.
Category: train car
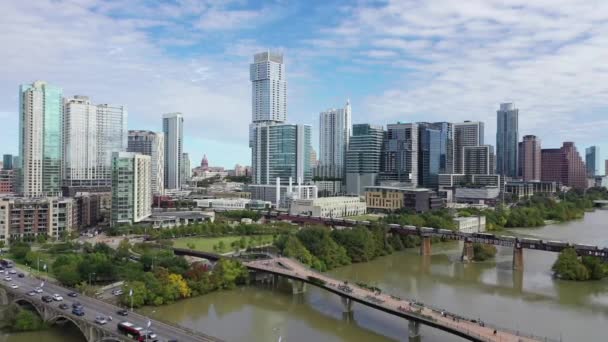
[438,229,453,235]
[545,240,568,247]
[420,227,434,233]
[500,235,517,242]
[344,219,356,225]
[474,232,495,239]
[403,225,417,231]
[520,237,541,244]
[388,223,401,229]
[574,243,598,251]
[360,220,371,226]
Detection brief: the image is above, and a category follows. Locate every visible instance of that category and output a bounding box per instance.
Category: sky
[1,0,607,170]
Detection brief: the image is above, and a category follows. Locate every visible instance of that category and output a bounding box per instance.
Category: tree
[552,248,590,281]
[331,227,376,263]
[120,281,147,308]
[11,309,44,331]
[212,259,248,289]
[168,273,192,298]
[296,227,350,269]
[282,235,315,266]
[472,243,497,261]
[9,242,31,262]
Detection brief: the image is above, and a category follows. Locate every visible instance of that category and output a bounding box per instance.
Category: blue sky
[1,0,607,170]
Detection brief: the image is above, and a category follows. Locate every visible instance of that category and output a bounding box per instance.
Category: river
[6,210,608,341]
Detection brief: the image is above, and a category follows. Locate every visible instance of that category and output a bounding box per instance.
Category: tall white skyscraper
[63,96,127,187]
[250,51,286,123]
[319,100,352,177]
[162,113,183,190]
[454,121,485,174]
[19,81,63,197]
[127,131,165,195]
[111,152,151,226]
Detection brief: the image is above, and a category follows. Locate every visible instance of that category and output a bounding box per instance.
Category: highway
[1,266,221,342]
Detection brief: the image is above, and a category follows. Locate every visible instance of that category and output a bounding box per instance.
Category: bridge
[0,267,222,342]
[269,213,608,269]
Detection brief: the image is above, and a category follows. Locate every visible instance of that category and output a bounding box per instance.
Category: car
[17,273,24,278]
[52,294,63,301]
[95,315,108,325]
[42,295,53,303]
[0,270,4,274]
[141,330,158,341]
[72,302,83,310]
[116,309,128,316]
[111,289,123,296]
[72,308,85,316]
[34,287,43,293]
[8,269,16,275]
[26,290,36,296]
[3,276,11,281]
[10,284,18,289]
[58,303,69,310]
[67,292,78,297]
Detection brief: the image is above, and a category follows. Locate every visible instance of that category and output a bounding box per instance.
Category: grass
[173,235,275,253]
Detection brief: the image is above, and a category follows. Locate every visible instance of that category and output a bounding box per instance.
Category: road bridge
[0,267,222,342]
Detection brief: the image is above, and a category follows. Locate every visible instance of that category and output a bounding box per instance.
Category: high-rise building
[18,81,63,197]
[496,103,519,178]
[319,101,352,178]
[250,51,286,123]
[251,123,312,185]
[127,130,165,195]
[541,142,587,189]
[111,152,151,226]
[605,160,608,176]
[464,145,495,175]
[585,146,601,176]
[2,155,16,170]
[63,96,127,188]
[454,121,484,174]
[181,153,191,187]
[418,122,454,188]
[162,113,184,190]
[380,123,418,187]
[518,135,541,181]
[310,147,318,168]
[346,124,384,195]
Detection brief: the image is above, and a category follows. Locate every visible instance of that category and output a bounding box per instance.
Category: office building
[541,142,587,189]
[518,135,541,181]
[2,155,16,170]
[418,122,454,187]
[379,123,418,187]
[0,170,16,194]
[111,152,151,226]
[464,145,495,175]
[290,196,366,218]
[0,197,75,244]
[181,153,191,187]
[319,101,352,177]
[365,186,443,213]
[251,123,312,185]
[248,183,317,209]
[454,121,484,174]
[63,96,128,188]
[496,103,519,177]
[345,124,384,195]
[127,130,164,195]
[586,146,601,176]
[250,51,287,123]
[19,81,63,197]
[163,112,184,190]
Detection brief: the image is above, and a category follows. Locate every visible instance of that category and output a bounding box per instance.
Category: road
[2,266,221,342]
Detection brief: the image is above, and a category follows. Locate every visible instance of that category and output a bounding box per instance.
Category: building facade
[319,101,352,177]
[518,135,541,181]
[111,152,151,226]
[163,112,184,190]
[181,153,191,187]
[541,142,587,189]
[365,186,443,213]
[454,121,484,174]
[380,123,418,187]
[19,81,63,197]
[496,103,519,178]
[418,122,454,188]
[248,183,317,209]
[586,146,601,177]
[127,130,165,195]
[0,170,16,194]
[250,51,287,123]
[463,145,495,175]
[289,196,366,218]
[2,155,16,170]
[345,124,384,195]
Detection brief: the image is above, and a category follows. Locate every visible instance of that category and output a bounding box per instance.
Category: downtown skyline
[1,1,608,168]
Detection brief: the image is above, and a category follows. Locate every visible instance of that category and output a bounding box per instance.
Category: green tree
[282,235,315,266]
[331,227,376,263]
[472,243,497,261]
[552,248,590,281]
[11,309,44,332]
[211,259,248,289]
[296,227,350,269]
[9,242,31,262]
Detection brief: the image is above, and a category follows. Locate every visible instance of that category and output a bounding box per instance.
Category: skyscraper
[519,135,541,181]
[585,146,601,176]
[319,101,352,178]
[19,81,63,197]
[111,152,151,226]
[346,124,384,195]
[251,123,312,185]
[380,123,418,187]
[463,145,495,175]
[127,130,165,195]
[63,96,127,188]
[496,103,519,178]
[454,121,484,174]
[541,142,587,189]
[181,153,191,187]
[418,122,454,187]
[2,155,15,170]
[162,112,183,190]
[250,51,286,123]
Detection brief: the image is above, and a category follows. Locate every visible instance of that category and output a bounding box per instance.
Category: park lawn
[173,235,274,253]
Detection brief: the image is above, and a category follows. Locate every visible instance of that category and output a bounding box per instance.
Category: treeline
[383,209,457,230]
[552,248,608,281]
[274,225,423,271]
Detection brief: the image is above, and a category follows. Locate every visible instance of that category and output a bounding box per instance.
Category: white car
[4,276,11,281]
[112,289,123,296]
[34,287,43,293]
[10,284,18,289]
[52,294,63,301]
[8,269,16,275]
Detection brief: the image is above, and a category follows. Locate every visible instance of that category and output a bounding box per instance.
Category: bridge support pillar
[341,296,353,313]
[420,236,431,256]
[273,274,280,287]
[292,280,306,294]
[408,320,421,338]
[512,245,524,270]
[461,241,474,262]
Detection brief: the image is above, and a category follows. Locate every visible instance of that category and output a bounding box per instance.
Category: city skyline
[1,1,607,168]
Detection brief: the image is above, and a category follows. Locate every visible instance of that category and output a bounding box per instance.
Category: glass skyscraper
[163,113,184,190]
[19,81,63,197]
[419,126,441,188]
[379,123,419,187]
[346,124,384,195]
[496,103,519,178]
[319,101,352,178]
[585,146,601,176]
